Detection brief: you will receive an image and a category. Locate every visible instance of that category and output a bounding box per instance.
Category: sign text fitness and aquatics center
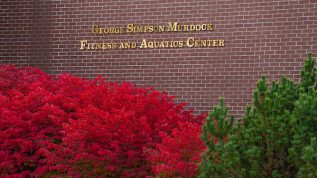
[79,22,225,50]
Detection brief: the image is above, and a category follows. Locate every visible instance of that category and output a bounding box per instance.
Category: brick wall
[1,0,317,117]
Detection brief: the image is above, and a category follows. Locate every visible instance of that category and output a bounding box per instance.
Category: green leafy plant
[199,98,236,178]
[200,53,317,178]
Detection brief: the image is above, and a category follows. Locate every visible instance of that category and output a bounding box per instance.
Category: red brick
[1,0,317,117]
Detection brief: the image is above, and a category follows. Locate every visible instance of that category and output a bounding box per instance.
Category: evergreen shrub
[199,53,317,178]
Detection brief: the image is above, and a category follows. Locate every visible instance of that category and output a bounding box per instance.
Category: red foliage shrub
[0,66,68,176]
[0,65,205,177]
[147,121,205,178]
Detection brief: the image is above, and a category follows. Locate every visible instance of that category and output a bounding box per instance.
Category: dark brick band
[1,0,317,117]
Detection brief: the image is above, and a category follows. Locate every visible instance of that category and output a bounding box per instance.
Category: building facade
[1,0,317,116]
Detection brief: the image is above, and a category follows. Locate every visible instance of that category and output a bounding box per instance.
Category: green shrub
[200,53,317,178]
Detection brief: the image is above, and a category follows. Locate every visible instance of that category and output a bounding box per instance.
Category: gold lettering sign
[91,22,213,35]
[80,22,224,50]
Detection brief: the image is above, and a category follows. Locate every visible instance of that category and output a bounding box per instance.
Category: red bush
[0,66,68,176]
[0,65,205,177]
[147,121,205,178]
